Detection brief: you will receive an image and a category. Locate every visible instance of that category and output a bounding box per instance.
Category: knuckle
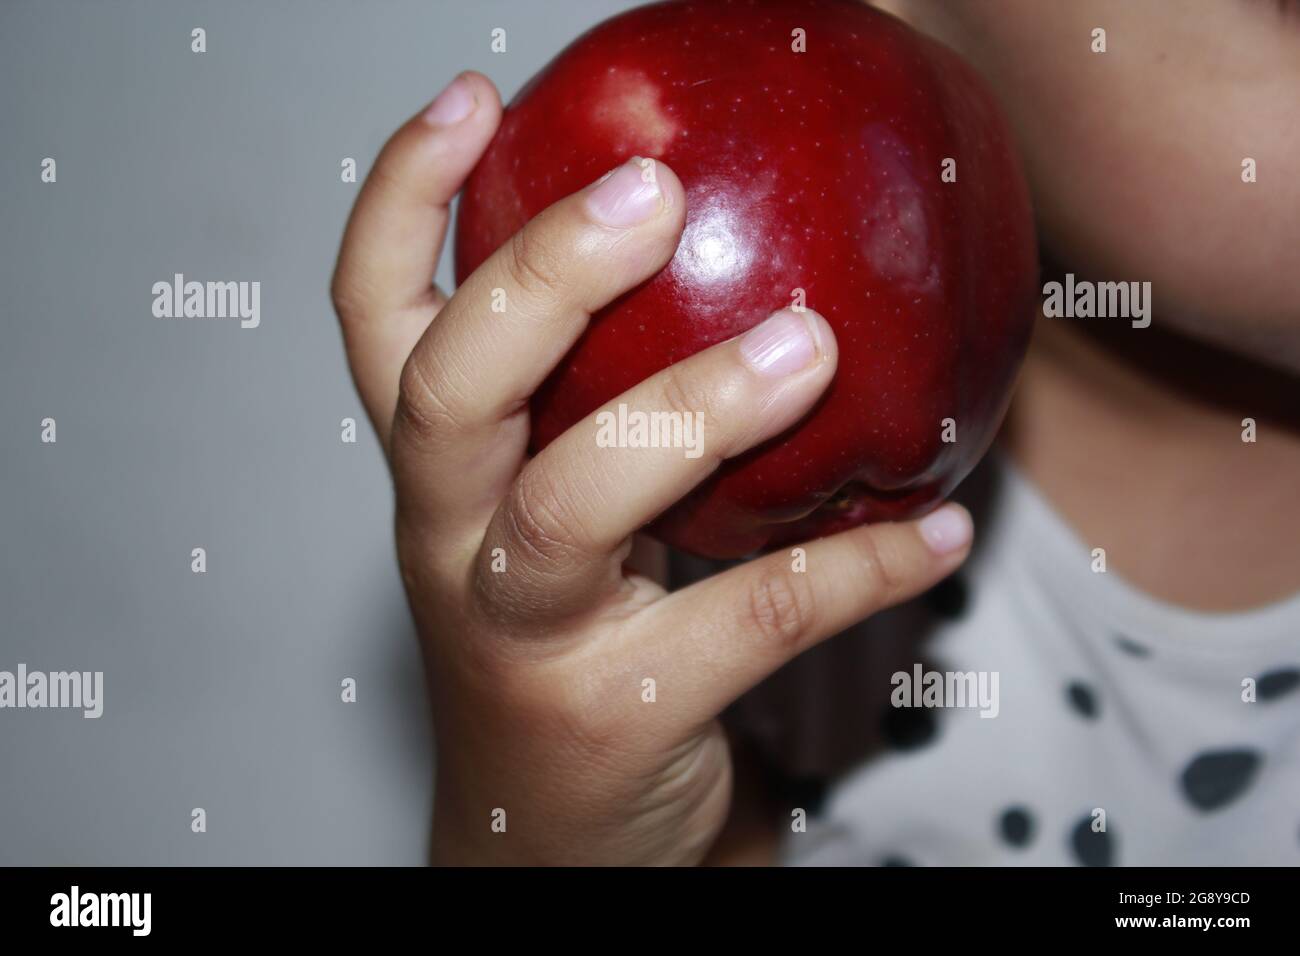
[364,145,424,214]
[851,528,904,605]
[329,267,364,327]
[501,470,582,569]
[744,566,816,650]
[657,364,721,433]
[394,517,462,610]
[504,226,566,301]
[395,357,464,445]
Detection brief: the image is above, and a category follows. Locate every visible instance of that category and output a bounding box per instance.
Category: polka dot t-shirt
[686,457,1300,866]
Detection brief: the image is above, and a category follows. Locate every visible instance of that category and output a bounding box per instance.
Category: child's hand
[331,72,974,865]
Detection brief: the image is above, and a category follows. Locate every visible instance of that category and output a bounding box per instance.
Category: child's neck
[1002,315,1300,612]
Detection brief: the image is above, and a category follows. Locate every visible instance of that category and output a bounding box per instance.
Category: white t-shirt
[682,457,1300,866]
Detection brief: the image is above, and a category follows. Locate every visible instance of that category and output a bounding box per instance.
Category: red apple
[455,0,1038,559]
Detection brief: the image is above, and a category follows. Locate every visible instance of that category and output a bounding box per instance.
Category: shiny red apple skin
[455,0,1038,559]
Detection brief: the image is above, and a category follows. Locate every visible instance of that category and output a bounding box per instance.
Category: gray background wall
[0,0,639,865]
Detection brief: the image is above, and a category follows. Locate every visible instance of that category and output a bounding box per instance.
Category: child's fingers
[473,309,837,625]
[390,158,687,542]
[625,506,974,728]
[330,71,502,451]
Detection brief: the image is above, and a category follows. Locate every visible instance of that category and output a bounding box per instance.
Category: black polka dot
[921,574,969,619]
[999,806,1035,848]
[881,703,939,751]
[1180,749,1261,811]
[1114,635,1151,658]
[1070,815,1115,867]
[879,855,914,867]
[1257,667,1300,701]
[1066,681,1100,720]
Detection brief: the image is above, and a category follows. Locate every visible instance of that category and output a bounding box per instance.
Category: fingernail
[739,309,822,376]
[919,504,973,555]
[586,159,663,227]
[425,75,475,126]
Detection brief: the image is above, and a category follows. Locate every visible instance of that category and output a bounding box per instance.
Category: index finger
[331,71,503,447]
